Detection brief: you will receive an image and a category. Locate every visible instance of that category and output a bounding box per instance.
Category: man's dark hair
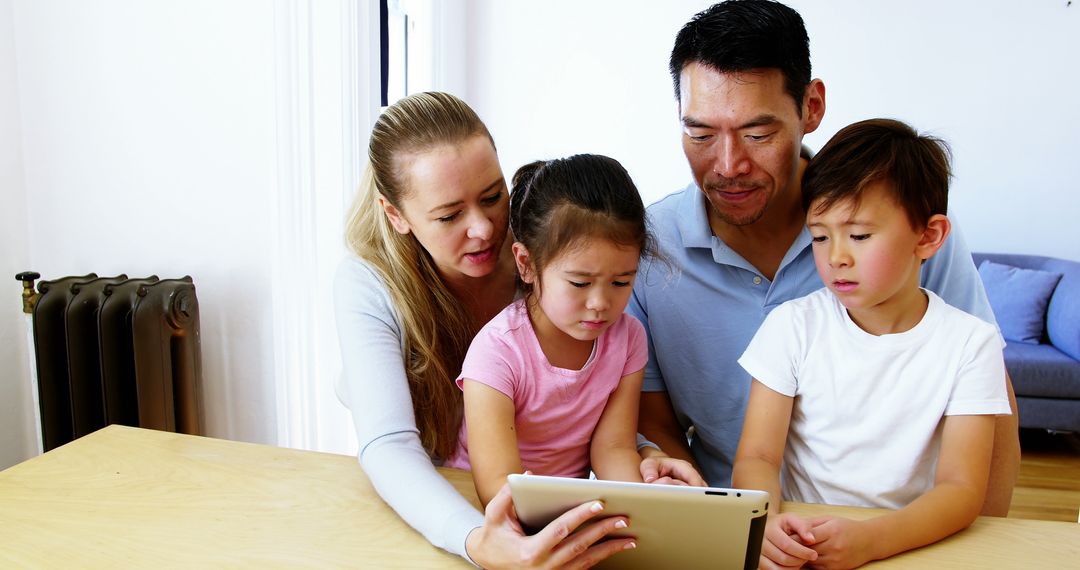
[670,0,811,114]
[802,118,953,229]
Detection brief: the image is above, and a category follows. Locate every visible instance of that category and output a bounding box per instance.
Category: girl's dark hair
[509,154,657,294]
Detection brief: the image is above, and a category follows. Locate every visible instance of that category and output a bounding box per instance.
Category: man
[628,0,1019,515]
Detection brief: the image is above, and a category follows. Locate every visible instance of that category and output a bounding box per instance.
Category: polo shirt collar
[675,181,815,277]
[675,183,715,250]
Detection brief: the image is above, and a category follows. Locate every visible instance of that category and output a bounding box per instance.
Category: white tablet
[508,474,769,570]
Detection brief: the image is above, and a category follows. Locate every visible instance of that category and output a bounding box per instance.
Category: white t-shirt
[738,288,1010,509]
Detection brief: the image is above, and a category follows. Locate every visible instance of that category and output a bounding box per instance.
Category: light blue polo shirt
[627,182,995,487]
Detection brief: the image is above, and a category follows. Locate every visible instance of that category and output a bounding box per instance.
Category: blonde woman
[335,92,697,568]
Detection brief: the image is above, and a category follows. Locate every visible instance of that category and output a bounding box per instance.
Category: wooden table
[1,426,1077,568]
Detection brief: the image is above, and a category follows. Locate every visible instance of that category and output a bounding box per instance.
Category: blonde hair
[345,92,494,459]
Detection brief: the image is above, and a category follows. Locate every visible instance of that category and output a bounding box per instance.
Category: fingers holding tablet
[467,480,634,569]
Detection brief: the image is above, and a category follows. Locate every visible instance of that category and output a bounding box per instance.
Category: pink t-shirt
[444,299,648,478]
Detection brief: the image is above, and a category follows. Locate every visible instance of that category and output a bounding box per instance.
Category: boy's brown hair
[802,118,952,229]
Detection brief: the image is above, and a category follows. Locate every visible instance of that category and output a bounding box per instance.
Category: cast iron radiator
[15,272,204,452]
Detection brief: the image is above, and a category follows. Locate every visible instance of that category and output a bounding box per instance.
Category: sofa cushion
[1004,342,1080,399]
[979,260,1062,344]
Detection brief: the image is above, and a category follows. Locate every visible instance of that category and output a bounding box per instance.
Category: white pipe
[24,313,43,456]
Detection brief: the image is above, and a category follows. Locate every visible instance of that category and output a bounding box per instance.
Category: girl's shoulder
[594,313,646,352]
[480,298,532,337]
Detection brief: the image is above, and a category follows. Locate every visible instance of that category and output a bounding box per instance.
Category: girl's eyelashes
[811,235,827,243]
[568,279,633,288]
[436,212,460,223]
[851,233,871,241]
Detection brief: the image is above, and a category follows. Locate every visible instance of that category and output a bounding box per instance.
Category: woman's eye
[569,281,588,288]
[811,235,827,243]
[851,234,871,241]
[437,212,460,223]
[481,193,502,206]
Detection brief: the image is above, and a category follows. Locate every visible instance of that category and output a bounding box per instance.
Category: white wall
[2,1,371,467]
[10,0,280,451]
[465,0,1080,262]
[1,0,37,469]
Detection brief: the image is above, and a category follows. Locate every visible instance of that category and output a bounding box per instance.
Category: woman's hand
[638,454,706,487]
[465,481,636,569]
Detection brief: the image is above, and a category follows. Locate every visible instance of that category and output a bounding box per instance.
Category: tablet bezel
[508,474,769,570]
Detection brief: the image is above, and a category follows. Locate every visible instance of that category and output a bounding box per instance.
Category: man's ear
[916,214,951,260]
[379,195,411,235]
[512,242,535,284]
[802,79,826,135]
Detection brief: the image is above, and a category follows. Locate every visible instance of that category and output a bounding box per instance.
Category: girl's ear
[916,214,951,260]
[379,195,411,235]
[512,242,536,284]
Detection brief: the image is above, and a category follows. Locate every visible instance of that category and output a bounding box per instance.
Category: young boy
[731,118,1011,569]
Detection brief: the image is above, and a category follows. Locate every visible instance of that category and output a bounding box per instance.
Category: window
[381,0,435,107]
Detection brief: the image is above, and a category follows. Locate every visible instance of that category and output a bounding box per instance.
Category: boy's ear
[379,195,411,235]
[512,242,536,284]
[916,214,951,260]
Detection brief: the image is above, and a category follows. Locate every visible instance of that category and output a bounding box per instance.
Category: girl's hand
[638,456,707,487]
[465,481,636,570]
[759,513,819,570]
[804,516,875,570]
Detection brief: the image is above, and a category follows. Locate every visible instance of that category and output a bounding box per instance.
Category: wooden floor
[1007,429,1080,522]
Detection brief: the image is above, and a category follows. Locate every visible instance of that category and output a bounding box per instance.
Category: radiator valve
[15,271,41,314]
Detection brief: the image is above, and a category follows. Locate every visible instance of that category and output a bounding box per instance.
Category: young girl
[444,154,675,505]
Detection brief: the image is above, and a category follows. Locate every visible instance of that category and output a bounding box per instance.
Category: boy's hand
[639,456,706,486]
[804,516,875,570]
[760,513,818,569]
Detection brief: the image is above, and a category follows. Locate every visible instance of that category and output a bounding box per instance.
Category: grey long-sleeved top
[333,255,484,561]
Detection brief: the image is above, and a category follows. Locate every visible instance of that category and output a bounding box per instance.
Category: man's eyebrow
[681,115,711,129]
[739,114,779,130]
[681,114,780,130]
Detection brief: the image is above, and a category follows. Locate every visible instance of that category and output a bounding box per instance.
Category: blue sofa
[973,253,1080,433]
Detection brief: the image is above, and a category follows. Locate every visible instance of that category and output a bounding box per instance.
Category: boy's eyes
[810,234,871,242]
